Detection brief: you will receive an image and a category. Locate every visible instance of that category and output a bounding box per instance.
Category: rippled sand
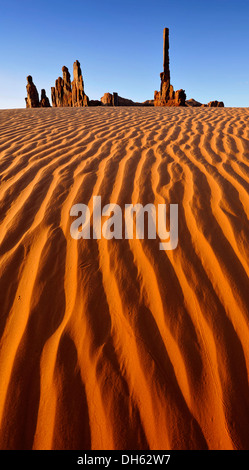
[0,107,249,450]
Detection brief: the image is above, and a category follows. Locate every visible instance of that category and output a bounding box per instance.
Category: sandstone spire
[154,28,186,106]
[160,28,170,101]
[25,76,39,108]
[52,76,64,107]
[62,66,72,106]
[72,60,89,107]
[163,28,170,77]
[40,89,50,107]
[51,66,72,107]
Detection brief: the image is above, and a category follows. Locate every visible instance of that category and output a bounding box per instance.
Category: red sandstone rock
[143,99,154,106]
[154,28,186,107]
[175,89,186,106]
[186,99,203,107]
[51,87,56,107]
[53,76,64,107]
[118,96,139,106]
[101,92,113,106]
[25,76,39,108]
[160,28,171,101]
[113,92,119,106]
[208,101,224,107]
[72,60,88,107]
[40,89,50,107]
[51,62,88,107]
[51,70,72,108]
[89,100,103,106]
[61,66,72,107]
[154,91,160,103]
[62,66,71,88]
[101,92,146,107]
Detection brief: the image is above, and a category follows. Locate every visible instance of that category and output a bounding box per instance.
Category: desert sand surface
[0,106,249,450]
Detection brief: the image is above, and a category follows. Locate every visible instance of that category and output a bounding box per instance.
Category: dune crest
[0,107,249,450]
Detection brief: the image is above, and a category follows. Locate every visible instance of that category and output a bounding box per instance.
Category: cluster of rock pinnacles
[25,60,89,109]
[25,29,224,108]
[25,76,50,108]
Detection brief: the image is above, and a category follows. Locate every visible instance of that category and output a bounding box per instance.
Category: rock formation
[61,66,72,106]
[25,76,50,108]
[154,28,225,107]
[25,32,224,110]
[187,98,225,107]
[113,92,118,106]
[51,77,64,107]
[207,101,224,107]
[72,60,89,107]
[25,76,40,108]
[100,92,148,106]
[118,95,141,106]
[100,92,120,106]
[154,28,186,107]
[51,61,89,107]
[175,89,186,106]
[143,99,154,106]
[89,99,103,106]
[186,98,203,107]
[160,28,171,102]
[26,60,151,109]
[101,92,113,106]
[40,89,50,107]
[51,67,72,107]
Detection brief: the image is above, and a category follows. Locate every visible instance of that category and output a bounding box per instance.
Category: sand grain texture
[0,107,249,450]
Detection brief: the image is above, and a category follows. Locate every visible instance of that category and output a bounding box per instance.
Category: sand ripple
[0,107,249,449]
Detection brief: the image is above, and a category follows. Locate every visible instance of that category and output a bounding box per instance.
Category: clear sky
[0,0,249,108]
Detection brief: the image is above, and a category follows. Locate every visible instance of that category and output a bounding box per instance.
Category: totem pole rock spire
[160,27,171,102]
[163,27,170,79]
[154,27,186,106]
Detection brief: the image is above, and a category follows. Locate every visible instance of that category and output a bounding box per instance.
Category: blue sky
[0,0,249,108]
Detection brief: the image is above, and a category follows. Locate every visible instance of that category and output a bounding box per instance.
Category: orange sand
[0,107,249,450]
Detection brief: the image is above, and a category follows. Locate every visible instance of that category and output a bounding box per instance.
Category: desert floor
[0,107,249,450]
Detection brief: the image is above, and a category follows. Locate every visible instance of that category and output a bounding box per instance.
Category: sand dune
[0,106,249,450]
